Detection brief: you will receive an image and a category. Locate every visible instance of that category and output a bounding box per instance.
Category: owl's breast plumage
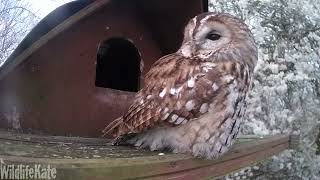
[103,53,251,149]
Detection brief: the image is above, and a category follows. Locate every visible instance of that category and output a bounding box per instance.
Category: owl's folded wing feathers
[102,53,248,139]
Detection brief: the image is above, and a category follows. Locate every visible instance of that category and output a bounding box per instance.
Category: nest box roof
[0,0,208,79]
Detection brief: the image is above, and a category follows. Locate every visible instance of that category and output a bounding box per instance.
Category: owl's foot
[112,133,137,145]
[121,127,191,153]
[115,127,231,160]
[191,142,227,159]
[125,128,169,151]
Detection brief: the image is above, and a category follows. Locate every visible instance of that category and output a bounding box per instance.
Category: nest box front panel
[0,0,162,137]
[0,0,207,137]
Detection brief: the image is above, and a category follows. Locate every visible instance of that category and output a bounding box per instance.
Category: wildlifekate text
[0,163,56,180]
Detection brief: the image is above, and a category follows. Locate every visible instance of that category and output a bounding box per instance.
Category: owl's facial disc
[179,12,256,63]
[179,21,231,58]
[194,21,232,51]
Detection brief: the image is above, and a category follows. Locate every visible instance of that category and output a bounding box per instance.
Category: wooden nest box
[0,1,300,179]
[0,0,209,137]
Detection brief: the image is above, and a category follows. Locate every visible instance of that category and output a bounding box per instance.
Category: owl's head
[178,12,257,67]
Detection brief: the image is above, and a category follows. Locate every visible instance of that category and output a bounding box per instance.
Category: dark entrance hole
[95,38,141,92]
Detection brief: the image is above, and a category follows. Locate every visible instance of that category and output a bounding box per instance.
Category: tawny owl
[103,12,257,159]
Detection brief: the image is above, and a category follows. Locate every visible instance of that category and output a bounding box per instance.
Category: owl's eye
[206,32,221,41]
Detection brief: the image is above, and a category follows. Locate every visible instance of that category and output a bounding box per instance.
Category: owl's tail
[102,117,123,138]
[102,117,138,145]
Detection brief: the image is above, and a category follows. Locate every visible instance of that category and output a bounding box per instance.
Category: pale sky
[27,0,75,18]
[0,1,76,66]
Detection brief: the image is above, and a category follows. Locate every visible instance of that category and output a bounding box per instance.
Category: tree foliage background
[0,0,71,66]
[0,0,39,66]
[210,0,320,179]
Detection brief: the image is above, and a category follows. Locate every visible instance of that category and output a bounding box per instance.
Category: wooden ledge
[0,130,299,180]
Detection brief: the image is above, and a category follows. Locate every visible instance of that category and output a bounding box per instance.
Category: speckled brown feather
[102,53,250,139]
[102,13,257,159]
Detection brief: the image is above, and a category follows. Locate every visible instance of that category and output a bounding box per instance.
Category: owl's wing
[102,53,249,138]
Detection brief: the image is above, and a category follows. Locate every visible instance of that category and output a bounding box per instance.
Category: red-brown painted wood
[0,0,208,137]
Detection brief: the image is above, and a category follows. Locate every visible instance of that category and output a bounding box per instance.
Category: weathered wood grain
[0,130,299,180]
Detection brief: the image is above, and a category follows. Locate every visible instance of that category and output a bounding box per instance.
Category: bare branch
[0,0,39,65]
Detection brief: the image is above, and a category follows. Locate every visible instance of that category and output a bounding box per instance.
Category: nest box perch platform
[0,130,299,180]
